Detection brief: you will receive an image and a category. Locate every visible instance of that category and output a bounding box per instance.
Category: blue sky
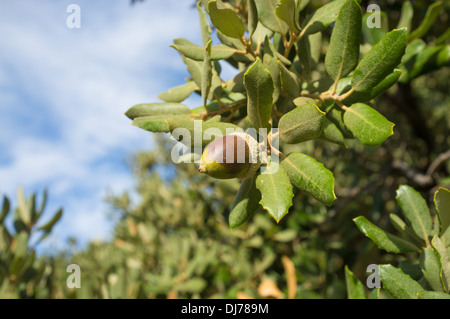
[0,0,217,253]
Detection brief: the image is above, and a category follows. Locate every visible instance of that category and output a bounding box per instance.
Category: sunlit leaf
[352,28,406,92]
[379,264,424,299]
[281,152,336,206]
[208,0,245,39]
[343,103,394,146]
[353,216,420,253]
[256,163,294,223]
[396,185,432,242]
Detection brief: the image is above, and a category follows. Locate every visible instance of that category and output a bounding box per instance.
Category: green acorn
[198,132,260,179]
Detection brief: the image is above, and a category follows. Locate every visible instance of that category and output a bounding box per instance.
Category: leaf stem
[271,147,286,161]
[300,93,323,102]
[337,87,355,101]
[241,36,257,59]
[331,77,339,95]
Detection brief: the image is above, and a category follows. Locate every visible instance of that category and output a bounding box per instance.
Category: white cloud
[0,0,204,253]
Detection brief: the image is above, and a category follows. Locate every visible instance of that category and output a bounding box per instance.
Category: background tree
[0,0,448,299]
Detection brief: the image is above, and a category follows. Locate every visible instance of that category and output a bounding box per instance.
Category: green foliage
[281,152,336,206]
[344,265,366,299]
[0,189,62,298]
[3,0,448,300]
[435,187,450,234]
[348,186,450,299]
[55,138,350,298]
[229,174,261,228]
[351,28,406,92]
[126,0,446,226]
[325,0,361,81]
[279,104,325,144]
[256,162,294,223]
[55,0,450,299]
[343,103,394,146]
[244,58,274,131]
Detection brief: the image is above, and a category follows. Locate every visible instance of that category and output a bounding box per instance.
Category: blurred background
[0,0,448,298]
[0,0,209,251]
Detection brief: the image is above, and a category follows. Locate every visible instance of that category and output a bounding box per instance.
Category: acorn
[198,132,260,179]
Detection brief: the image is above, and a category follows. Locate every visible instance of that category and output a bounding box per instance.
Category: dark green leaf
[279,104,325,144]
[255,0,289,35]
[244,58,274,131]
[420,248,445,292]
[38,208,63,233]
[408,1,442,41]
[208,1,245,39]
[202,39,213,107]
[295,37,312,79]
[379,264,425,299]
[396,1,413,30]
[9,255,26,277]
[396,185,432,242]
[320,118,347,147]
[324,103,353,138]
[0,225,11,252]
[278,61,300,97]
[256,163,294,223]
[431,236,450,293]
[343,69,402,104]
[345,265,366,299]
[325,0,362,80]
[389,213,424,247]
[229,174,261,228]
[343,103,394,146]
[401,44,450,82]
[353,216,420,253]
[263,36,281,103]
[352,28,406,92]
[247,0,258,37]
[436,28,450,45]
[281,152,336,206]
[434,187,450,234]
[301,0,347,36]
[398,262,423,281]
[36,188,47,220]
[275,0,299,32]
[0,196,9,224]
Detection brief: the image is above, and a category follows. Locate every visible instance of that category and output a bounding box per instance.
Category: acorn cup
[198,132,261,179]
